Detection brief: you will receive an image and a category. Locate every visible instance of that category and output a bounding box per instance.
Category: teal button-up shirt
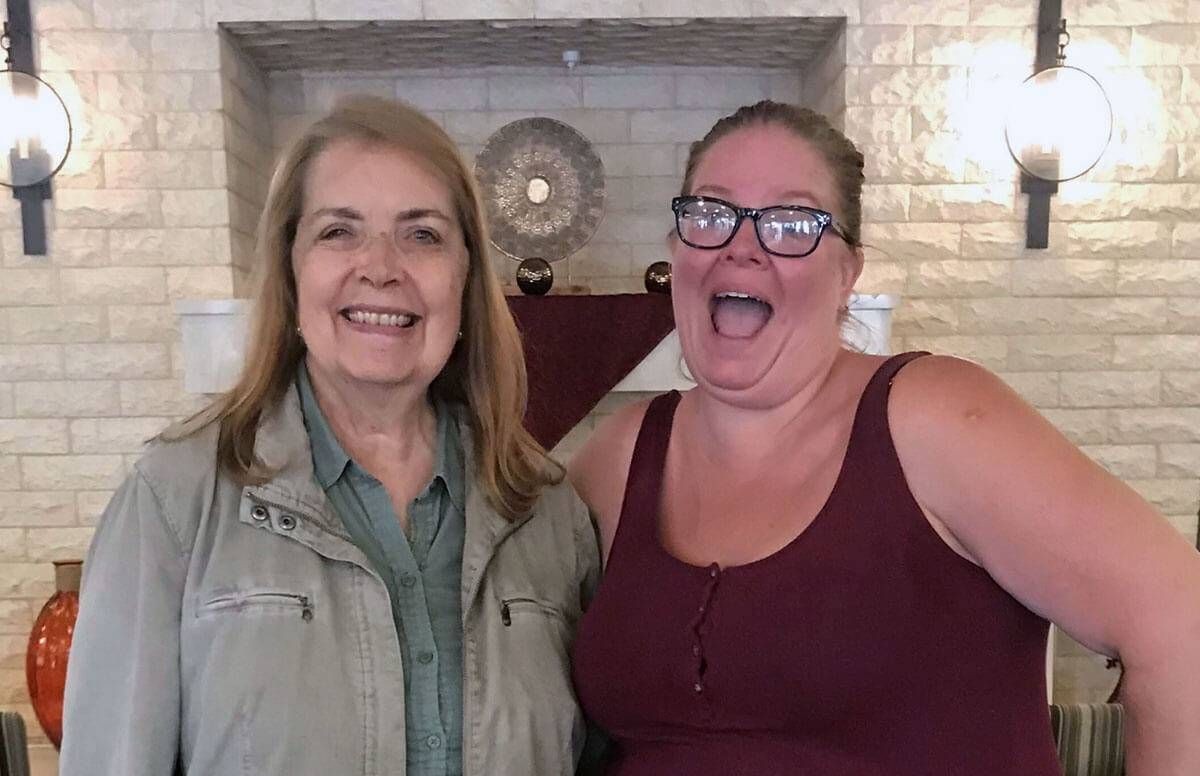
[298,367,465,776]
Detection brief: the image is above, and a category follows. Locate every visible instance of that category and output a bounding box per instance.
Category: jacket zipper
[202,591,313,621]
[499,597,554,626]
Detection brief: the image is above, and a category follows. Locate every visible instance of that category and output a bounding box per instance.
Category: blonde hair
[166,96,560,519]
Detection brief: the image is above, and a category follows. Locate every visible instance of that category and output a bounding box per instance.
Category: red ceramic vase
[26,559,81,749]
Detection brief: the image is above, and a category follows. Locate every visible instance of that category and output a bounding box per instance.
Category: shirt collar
[297,364,465,511]
[432,396,465,512]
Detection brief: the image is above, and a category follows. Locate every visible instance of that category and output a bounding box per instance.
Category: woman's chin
[315,355,425,390]
[684,325,777,387]
[686,348,775,395]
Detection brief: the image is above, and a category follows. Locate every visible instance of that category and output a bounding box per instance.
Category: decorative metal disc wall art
[475,117,605,294]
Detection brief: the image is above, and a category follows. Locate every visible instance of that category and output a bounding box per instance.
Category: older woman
[61,96,599,776]
[569,100,1200,775]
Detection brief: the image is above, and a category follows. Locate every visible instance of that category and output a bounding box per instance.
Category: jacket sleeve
[571,488,602,612]
[570,487,610,775]
[59,468,188,776]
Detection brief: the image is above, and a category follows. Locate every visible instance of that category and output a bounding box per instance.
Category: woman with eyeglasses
[568,100,1200,775]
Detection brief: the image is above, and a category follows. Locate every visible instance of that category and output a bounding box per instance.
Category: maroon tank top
[571,353,1062,776]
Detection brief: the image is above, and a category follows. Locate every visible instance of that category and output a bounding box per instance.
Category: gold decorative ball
[644,261,672,294]
[516,258,554,295]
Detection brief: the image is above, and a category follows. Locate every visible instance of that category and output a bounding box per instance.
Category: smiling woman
[291,139,469,392]
[58,97,601,776]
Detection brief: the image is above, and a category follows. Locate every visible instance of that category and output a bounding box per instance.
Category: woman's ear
[840,244,865,297]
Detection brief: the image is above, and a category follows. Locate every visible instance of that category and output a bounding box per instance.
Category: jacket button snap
[278,514,297,531]
[251,505,268,521]
[426,735,442,750]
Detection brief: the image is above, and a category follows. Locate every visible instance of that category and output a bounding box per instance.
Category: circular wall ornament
[475,117,605,262]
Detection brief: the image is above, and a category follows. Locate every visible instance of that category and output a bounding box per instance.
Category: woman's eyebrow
[304,206,363,221]
[394,207,452,223]
[302,206,453,223]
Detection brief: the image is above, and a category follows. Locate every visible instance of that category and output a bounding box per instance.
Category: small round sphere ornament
[644,261,672,294]
[516,257,554,295]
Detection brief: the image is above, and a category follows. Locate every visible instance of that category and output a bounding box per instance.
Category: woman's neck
[683,347,847,474]
[304,359,437,467]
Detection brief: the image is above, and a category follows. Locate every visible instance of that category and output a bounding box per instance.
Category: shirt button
[400,574,417,588]
[278,514,297,531]
[692,644,701,657]
[709,565,718,578]
[698,604,705,613]
[426,734,442,750]
[418,650,434,664]
[693,683,703,693]
[250,505,268,521]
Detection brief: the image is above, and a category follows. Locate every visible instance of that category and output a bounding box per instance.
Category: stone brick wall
[221,30,273,292]
[0,0,1196,765]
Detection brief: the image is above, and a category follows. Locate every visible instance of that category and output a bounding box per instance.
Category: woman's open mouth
[710,291,773,339]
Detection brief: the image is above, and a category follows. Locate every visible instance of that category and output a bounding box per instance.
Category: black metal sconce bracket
[5,0,52,256]
[1022,0,1063,249]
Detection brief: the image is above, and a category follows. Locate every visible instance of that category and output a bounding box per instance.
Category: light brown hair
[167,96,560,519]
[681,100,865,247]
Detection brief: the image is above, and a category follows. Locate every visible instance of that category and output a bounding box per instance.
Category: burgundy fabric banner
[506,293,676,450]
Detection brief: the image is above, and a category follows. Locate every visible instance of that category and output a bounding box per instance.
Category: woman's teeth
[345,310,416,328]
[714,291,765,304]
[710,292,773,338]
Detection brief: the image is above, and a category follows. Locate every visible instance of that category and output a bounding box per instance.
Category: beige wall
[0,0,1197,759]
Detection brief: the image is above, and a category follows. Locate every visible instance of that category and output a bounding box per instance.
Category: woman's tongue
[711,296,772,339]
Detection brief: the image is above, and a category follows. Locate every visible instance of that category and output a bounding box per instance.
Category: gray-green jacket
[59,384,600,776]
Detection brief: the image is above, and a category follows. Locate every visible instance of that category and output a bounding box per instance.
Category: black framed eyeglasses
[671,195,851,258]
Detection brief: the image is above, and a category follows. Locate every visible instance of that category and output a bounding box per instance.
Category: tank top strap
[841,351,932,475]
[610,390,682,557]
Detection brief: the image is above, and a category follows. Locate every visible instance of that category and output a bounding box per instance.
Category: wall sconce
[1005,0,1112,249]
[1,0,73,256]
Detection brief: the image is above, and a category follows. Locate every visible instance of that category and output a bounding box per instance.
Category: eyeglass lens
[676,199,824,256]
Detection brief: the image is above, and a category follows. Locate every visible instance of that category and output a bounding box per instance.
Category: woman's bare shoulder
[567,396,658,557]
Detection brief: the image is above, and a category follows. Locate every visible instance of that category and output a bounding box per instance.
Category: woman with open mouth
[569,100,1200,776]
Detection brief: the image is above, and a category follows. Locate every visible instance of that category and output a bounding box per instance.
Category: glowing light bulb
[1005,65,1113,182]
[0,70,72,188]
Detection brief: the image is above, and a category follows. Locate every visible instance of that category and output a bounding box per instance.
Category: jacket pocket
[196,588,314,621]
[487,593,583,770]
[499,596,568,627]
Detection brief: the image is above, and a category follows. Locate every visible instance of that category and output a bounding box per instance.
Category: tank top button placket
[689,563,721,718]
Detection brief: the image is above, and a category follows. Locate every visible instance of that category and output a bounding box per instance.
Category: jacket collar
[246,382,523,602]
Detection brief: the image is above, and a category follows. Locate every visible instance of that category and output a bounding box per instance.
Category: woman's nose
[722,217,766,266]
[357,231,405,286]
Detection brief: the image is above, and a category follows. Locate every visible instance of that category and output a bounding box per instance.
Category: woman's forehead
[691,125,839,209]
[303,138,455,214]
